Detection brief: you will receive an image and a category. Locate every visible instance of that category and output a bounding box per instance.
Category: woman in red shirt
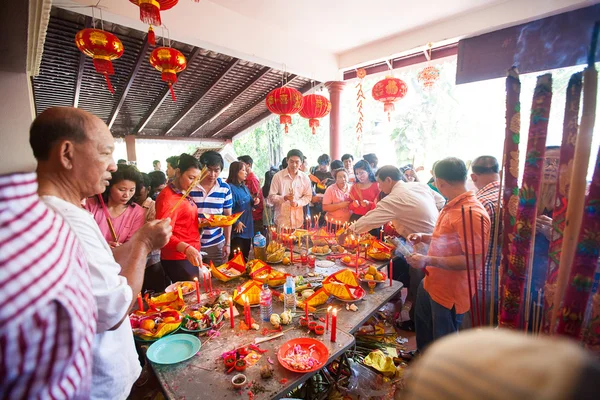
[349,160,380,222]
[155,154,203,283]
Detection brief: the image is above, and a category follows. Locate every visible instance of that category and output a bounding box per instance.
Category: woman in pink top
[86,164,146,247]
[322,168,352,223]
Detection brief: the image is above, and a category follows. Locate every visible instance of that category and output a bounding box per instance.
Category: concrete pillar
[125,135,137,163]
[326,81,345,161]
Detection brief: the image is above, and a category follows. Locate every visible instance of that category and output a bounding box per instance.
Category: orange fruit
[364,274,374,280]
[140,319,155,331]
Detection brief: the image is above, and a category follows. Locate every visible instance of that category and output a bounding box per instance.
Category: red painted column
[125,135,137,163]
[326,81,345,160]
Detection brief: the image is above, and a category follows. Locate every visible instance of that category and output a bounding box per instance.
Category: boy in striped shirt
[190,151,233,265]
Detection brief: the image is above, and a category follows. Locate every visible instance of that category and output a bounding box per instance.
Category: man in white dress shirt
[268,149,313,228]
[31,107,172,400]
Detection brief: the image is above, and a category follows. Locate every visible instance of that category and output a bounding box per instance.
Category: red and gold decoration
[372,76,408,121]
[129,0,178,45]
[265,87,304,133]
[355,68,366,141]
[149,46,187,101]
[299,94,331,134]
[75,28,124,94]
[418,66,440,89]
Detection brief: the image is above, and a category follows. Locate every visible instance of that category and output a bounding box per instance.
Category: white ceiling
[62,0,593,80]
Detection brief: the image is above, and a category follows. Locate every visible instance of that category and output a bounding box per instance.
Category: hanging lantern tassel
[162,72,178,101]
[309,119,319,135]
[384,102,395,122]
[147,25,156,46]
[93,58,116,94]
[138,0,162,26]
[280,115,291,133]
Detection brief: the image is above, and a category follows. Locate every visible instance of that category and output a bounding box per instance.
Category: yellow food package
[146,287,185,311]
[304,287,329,307]
[233,280,262,305]
[363,350,397,377]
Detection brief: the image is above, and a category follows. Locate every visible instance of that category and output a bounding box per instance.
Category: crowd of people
[4,105,594,399]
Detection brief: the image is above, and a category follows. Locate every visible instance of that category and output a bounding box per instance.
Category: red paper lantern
[418,66,440,89]
[129,0,178,44]
[75,28,124,94]
[299,94,331,134]
[372,76,408,121]
[265,87,304,133]
[149,47,187,101]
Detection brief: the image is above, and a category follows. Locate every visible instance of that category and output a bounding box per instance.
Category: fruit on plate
[375,272,384,281]
[364,273,374,280]
[266,242,286,262]
[311,245,330,254]
[341,255,352,263]
[282,256,291,265]
[140,319,155,331]
[331,245,345,254]
[367,266,377,276]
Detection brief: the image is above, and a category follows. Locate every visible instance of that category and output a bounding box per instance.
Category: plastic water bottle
[283,276,296,315]
[259,284,272,322]
[253,232,267,261]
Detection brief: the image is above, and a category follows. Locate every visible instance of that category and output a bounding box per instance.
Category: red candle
[290,241,294,264]
[203,272,209,292]
[244,295,251,326]
[389,259,393,287]
[331,308,337,342]
[194,277,201,303]
[229,296,235,329]
[305,301,309,322]
[326,306,332,331]
[355,247,359,275]
[137,293,144,312]
[208,271,213,293]
[380,226,383,241]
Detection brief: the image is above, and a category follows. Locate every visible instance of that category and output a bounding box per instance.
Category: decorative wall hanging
[265,87,304,133]
[355,68,366,141]
[417,43,440,89]
[75,28,124,94]
[129,0,179,45]
[372,76,407,122]
[149,46,187,101]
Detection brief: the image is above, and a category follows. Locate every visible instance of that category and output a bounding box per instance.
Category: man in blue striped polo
[190,151,233,266]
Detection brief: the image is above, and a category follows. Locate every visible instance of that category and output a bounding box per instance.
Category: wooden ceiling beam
[73,16,92,108]
[208,74,301,138]
[227,81,314,139]
[185,66,273,138]
[107,36,151,129]
[133,46,203,134]
[162,58,240,135]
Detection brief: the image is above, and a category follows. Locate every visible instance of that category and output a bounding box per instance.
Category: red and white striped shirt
[0,173,96,399]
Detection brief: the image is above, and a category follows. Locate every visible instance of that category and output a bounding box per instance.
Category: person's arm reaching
[351,197,395,234]
[406,253,483,272]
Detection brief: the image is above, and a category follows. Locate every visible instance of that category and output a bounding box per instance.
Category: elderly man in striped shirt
[190,151,233,266]
[30,107,172,399]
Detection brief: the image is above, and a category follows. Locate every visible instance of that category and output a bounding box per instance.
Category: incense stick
[490,165,504,327]
[480,214,486,326]
[97,194,118,242]
[469,207,481,327]
[461,205,476,327]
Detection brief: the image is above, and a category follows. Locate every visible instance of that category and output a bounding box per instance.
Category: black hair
[363,153,378,168]
[434,157,468,183]
[262,167,279,198]
[227,161,246,185]
[140,172,152,190]
[471,156,499,174]
[200,150,224,170]
[317,154,331,166]
[153,160,160,166]
[117,159,127,165]
[341,153,354,162]
[375,165,402,182]
[166,155,180,168]
[178,153,201,173]
[238,155,253,167]
[330,160,343,170]
[102,164,143,207]
[148,170,167,190]
[287,149,304,160]
[29,109,89,161]
[353,160,376,183]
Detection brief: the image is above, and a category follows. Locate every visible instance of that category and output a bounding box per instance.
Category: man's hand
[184,246,202,266]
[253,196,260,206]
[361,200,370,207]
[222,244,230,259]
[234,221,246,233]
[407,233,424,245]
[353,200,360,208]
[290,201,298,207]
[406,253,428,270]
[284,194,294,202]
[536,215,553,241]
[135,219,172,252]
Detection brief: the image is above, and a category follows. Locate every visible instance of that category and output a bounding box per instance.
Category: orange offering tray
[145,287,185,311]
[210,253,246,282]
[233,280,263,306]
[248,260,290,287]
[130,308,182,341]
[322,270,363,301]
[201,211,244,228]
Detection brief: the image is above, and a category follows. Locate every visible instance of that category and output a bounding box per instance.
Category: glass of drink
[300,250,308,265]
[307,255,316,268]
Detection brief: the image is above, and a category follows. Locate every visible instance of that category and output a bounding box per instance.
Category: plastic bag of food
[345,359,393,399]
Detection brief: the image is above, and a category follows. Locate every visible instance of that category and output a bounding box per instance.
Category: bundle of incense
[169,166,208,216]
[97,194,118,243]
[556,136,600,338]
[541,72,582,333]
[461,206,477,327]
[498,67,522,329]
[489,166,503,326]
[552,23,600,332]
[468,208,482,326]
[501,74,552,330]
